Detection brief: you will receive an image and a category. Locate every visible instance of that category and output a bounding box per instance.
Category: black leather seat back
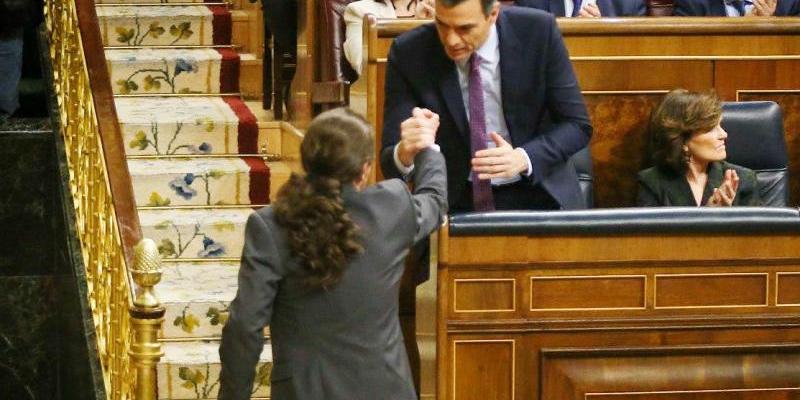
[568,147,593,208]
[722,101,788,207]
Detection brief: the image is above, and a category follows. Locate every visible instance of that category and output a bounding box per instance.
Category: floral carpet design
[97,0,272,397]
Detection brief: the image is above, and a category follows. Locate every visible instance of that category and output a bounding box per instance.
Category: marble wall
[0,120,104,399]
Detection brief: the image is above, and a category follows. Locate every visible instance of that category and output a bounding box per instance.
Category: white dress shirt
[394,24,533,185]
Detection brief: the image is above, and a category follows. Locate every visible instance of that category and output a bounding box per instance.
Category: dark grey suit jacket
[637,161,759,207]
[218,149,447,400]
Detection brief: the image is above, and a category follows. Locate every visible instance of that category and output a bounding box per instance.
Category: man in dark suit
[381,0,592,212]
[673,0,800,16]
[515,0,646,17]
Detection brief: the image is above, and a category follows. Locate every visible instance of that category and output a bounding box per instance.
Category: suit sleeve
[380,42,419,180]
[518,16,592,185]
[408,148,448,243]
[219,212,284,400]
[636,173,662,207]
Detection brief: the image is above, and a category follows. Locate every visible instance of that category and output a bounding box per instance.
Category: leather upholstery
[569,147,593,208]
[647,0,674,15]
[449,207,800,236]
[722,101,789,207]
[315,0,359,108]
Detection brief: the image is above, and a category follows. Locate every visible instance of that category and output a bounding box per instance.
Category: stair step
[116,96,264,156]
[160,261,239,339]
[128,157,269,207]
[140,207,255,260]
[106,48,239,95]
[98,5,231,47]
[159,341,272,399]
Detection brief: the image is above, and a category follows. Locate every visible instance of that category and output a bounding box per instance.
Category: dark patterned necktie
[572,0,583,16]
[468,53,495,212]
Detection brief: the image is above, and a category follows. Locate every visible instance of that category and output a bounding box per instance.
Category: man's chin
[446,50,470,62]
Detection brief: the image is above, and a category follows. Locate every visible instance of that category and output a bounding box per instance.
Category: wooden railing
[43,0,164,398]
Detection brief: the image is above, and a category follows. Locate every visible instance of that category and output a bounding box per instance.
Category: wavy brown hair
[273,108,375,289]
[648,89,722,175]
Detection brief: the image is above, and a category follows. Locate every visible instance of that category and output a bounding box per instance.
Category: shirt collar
[476,24,499,65]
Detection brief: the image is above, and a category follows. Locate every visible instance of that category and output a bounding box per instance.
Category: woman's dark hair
[273,108,375,289]
[648,89,722,175]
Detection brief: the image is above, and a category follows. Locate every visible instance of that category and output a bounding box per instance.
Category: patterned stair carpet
[96,0,273,398]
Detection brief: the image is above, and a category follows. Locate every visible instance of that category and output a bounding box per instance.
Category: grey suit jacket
[218,149,447,400]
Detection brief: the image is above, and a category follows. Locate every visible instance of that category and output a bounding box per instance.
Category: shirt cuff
[515,147,533,177]
[393,144,415,175]
[393,143,442,177]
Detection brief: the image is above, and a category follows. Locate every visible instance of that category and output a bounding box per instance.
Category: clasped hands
[398,108,528,179]
[747,0,778,16]
[706,169,739,207]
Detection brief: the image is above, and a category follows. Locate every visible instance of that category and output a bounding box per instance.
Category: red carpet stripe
[217,48,240,93]
[209,5,232,46]
[223,97,259,154]
[243,156,271,204]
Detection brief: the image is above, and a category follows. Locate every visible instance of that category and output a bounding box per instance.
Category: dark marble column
[0,120,104,399]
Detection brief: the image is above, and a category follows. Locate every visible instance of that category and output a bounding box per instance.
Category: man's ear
[489,1,501,21]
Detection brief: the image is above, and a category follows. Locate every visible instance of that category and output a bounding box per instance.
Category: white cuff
[393,143,441,177]
[393,144,415,175]
[515,147,533,177]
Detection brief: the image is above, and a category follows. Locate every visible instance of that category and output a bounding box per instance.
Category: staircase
[95,0,282,397]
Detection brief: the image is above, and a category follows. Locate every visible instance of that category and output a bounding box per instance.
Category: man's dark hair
[438,0,497,15]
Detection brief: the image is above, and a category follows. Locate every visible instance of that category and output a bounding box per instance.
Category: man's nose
[444,30,461,47]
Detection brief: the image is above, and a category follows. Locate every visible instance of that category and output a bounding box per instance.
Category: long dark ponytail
[273,108,375,289]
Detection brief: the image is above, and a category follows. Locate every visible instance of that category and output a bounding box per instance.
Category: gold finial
[132,238,162,308]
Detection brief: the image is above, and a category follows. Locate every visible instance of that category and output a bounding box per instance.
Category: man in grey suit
[219,108,447,400]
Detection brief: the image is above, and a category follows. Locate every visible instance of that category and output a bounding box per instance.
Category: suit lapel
[497,12,523,146]
[433,37,470,141]
[550,0,567,16]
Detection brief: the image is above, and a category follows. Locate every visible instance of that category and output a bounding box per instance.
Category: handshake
[396,107,530,180]
[397,107,440,168]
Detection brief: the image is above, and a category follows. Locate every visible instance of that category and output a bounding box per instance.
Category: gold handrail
[43,0,164,397]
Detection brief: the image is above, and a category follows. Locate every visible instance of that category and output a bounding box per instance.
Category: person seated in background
[344,0,436,76]
[673,0,800,16]
[514,0,646,18]
[637,89,759,207]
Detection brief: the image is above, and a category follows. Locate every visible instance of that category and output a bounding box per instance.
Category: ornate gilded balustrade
[43,0,164,398]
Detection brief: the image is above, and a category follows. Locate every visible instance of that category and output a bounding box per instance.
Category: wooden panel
[447,235,800,264]
[655,274,768,308]
[574,61,712,92]
[715,61,800,100]
[529,276,645,311]
[585,93,663,207]
[564,35,800,57]
[541,345,800,400]
[588,388,800,400]
[737,93,800,205]
[453,279,516,313]
[777,273,800,306]
[453,340,514,400]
